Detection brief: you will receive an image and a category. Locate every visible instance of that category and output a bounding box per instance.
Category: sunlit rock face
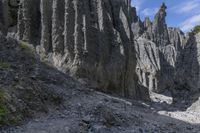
[132,2,200,95]
[15,0,149,100]
[132,3,190,93]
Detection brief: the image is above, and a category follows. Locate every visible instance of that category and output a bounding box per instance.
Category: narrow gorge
[0,0,200,132]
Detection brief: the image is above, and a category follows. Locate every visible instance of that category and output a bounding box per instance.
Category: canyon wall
[132,3,200,94]
[1,0,200,100]
[14,0,149,99]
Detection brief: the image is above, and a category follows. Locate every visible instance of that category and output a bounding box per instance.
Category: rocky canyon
[0,0,200,132]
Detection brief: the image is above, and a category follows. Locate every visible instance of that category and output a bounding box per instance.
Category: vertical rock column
[84,0,100,64]
[152,3,169,46]
[82,0,90,54]
[0,0,9,34]
[64,0,75,62]
[0,1,3,23]
[21,0,32,42]
[17,2,24,40]
[97,0,113,66]
[40,0,53,53]
[52,0,65,54]
[73,0,84,65]
[18,0,40,43]
[118,1,138,97]
[82,0,97,64]
[96,0,113,92]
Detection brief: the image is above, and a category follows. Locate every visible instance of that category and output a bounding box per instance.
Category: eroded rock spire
[152,2,169,46]
[15,0,149,100]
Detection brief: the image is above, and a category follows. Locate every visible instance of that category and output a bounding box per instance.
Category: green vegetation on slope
[0,90,9,125]
[0,61,10,69]
[191,25,200,35]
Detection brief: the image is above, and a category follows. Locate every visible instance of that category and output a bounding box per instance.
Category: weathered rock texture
[0,0,19,34]
[0,0,9,34]
[3,0,200,100]
[14,0,149,100]
[175,33,200,91]
[132,3,200,94]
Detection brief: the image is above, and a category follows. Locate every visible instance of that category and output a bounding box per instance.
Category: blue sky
[131,0,200,32]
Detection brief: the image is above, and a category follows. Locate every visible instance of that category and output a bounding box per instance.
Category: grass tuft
[19,41,30,50]
[0,60,10,69]
[0,90,9,125]
[19,41,35,53]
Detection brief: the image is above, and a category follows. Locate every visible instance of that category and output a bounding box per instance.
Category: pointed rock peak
[144,17,150,21]
[131,7,137,16]
[160,2,167,10]
[153,3,167,25]
[130,6,137,20]
[156,2,167,18]
[130,6,140,23]
[144,17,151,24]
[144,17,152,29]
[152,3,169,46]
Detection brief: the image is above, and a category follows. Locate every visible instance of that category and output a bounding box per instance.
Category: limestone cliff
[2,0,200,100]
[13,0,148,99]
[133,3,200,96]
[175,33,200,92]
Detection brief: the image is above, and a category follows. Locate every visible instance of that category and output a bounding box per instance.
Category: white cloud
[179,14,200,32]
[172,0,200,14]
[141,8,159,17]
[131,0,144,12]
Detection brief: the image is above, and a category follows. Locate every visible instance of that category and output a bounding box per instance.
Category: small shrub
[0,90,9,125]
[0,90,19,126]
[19,41,36,60]
[191,25,200,35]
[0,90,5,102]
[0,60,10,69]
[19,41,30,50]
[19,41,35,53]
[0,105,8,118]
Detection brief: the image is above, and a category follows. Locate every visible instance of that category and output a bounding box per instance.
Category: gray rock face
[152,3,169,47]
[17,0,40,43]
[132,2,200,96]
[0,0,9,34]
[130,7,143,38]
[175,33,200,91]
[135,38,160,91]
[133,3,189,93]
[40,0,53,53]
[15,0,149,100]
[0,0,19,34]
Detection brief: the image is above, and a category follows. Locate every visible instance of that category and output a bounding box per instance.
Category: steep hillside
[0,30,199,133]
[0,0,200,132]
[0,31,83,127]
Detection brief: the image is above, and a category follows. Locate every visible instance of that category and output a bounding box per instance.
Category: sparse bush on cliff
[192,25,200,35]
